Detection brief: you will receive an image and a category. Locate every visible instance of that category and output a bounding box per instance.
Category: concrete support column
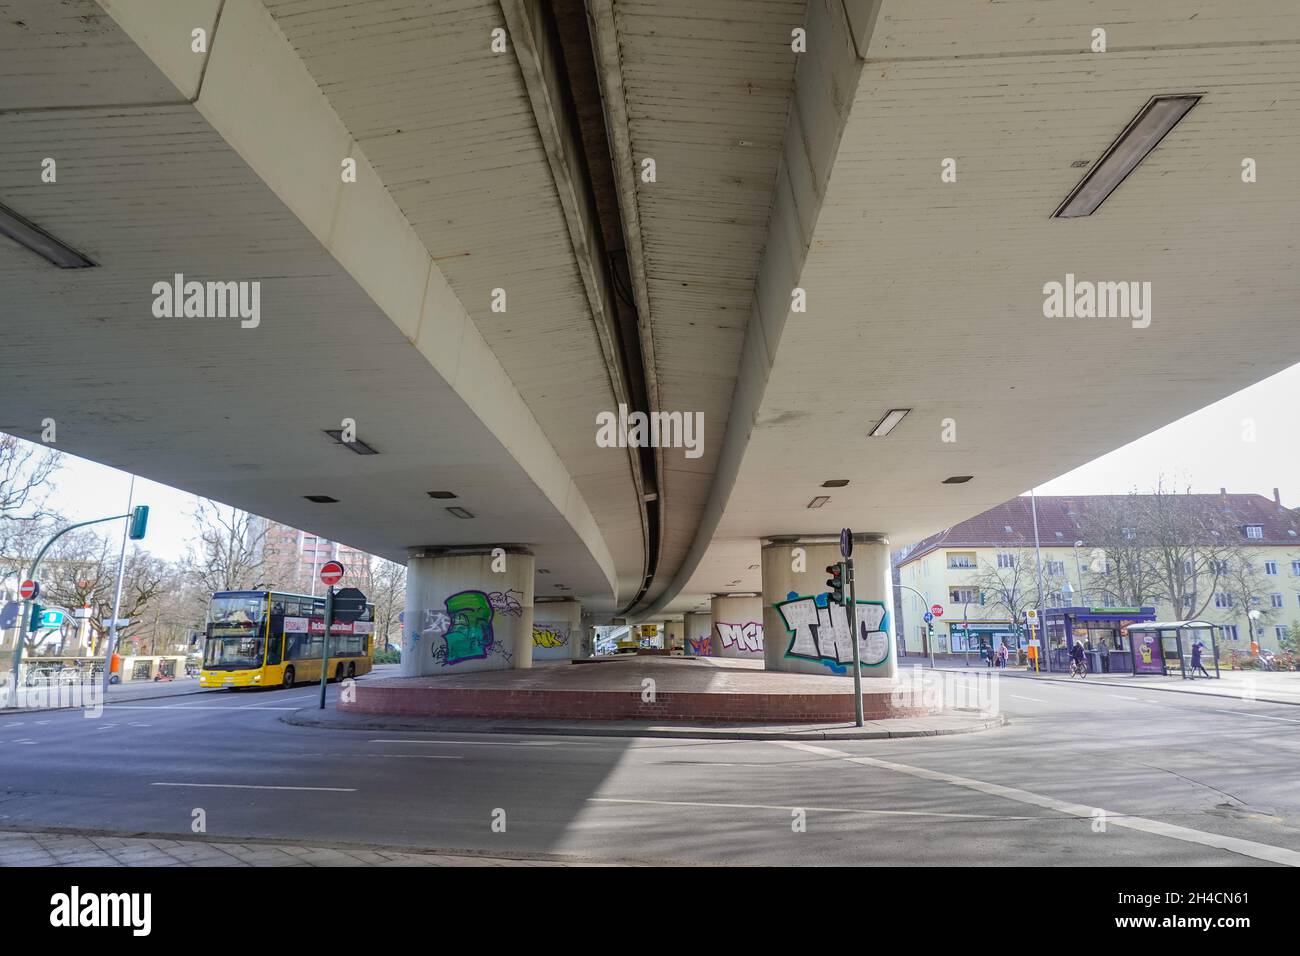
[401,549,534,676]
[683,611,712,656]
[533,598,582,661]
[664,620,684,654]
[761,536,896,679]
[709,594,764,659]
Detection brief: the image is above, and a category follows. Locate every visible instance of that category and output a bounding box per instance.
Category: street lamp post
[896,584,932,668]
[1073,540,1085,602]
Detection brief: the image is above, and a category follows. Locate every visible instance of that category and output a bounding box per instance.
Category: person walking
[1191,639,1212,679]
[997,642,1008,668]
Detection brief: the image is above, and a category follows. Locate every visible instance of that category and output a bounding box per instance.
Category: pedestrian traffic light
[128,505,149,540]
[825,563,845,606]
[28,603,43,633]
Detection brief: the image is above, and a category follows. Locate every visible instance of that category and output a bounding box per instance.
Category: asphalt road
[1,670,1298,866]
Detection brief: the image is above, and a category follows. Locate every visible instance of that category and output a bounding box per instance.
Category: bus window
[285,633,307,660]
[266,632,283,665]
[271,598,286,616]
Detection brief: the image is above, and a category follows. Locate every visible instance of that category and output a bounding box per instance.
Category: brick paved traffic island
[343,657,934,723]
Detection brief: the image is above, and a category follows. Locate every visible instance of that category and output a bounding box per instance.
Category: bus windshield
[203,635,264,670]
[208,595,265,627]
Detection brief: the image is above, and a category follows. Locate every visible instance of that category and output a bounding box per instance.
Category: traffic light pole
[7,513,132,706]
[847,559,863,727]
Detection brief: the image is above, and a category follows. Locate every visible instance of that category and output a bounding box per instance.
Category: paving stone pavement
[0,830,586,867]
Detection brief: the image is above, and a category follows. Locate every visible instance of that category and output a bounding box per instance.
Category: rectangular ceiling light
[446,506,474,519]
[0,201,96,268]
[1052,94,1201,219]
[807,496,830,509]
[869,408,910,438]
[324,429,378,455]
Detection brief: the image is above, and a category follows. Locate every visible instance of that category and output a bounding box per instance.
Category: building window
[1213,593,1234,608]
[1222,625,1239,641]
[1046,560,1065,575]
[1276,626,1289,641]
[1122,527,1137,540]
[1292,561,1300,576]
[947,553,976,569]
[1182,595,1193,609]
[1271,593,1285,608]
[949,588,978,605]
[997,553,1015,568]
[1265,561,1278,575]
[1245,525,1263,539]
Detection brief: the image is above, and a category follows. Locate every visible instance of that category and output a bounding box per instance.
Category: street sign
[331,587,368,624]
[1024,608,1039,624]
[319,560,346,587]
[38,609,65,629]
[19,580,39,600]
[839,528,853,559]
[100,618,130,628]
[923,612,934,623]
[0,602,17,629]
[931,604,944,617]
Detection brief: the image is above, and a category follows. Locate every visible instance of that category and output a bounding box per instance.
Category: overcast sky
[25,361,1300,564]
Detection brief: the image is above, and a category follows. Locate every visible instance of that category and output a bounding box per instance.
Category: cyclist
[1069,640,1087,677]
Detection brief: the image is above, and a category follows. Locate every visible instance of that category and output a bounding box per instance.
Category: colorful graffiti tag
[420,590,514,667]
[774,592,889,671]
[488,590,524,617]
[715,621,764,653]
[687,635,711,656]
[532,625,569,648]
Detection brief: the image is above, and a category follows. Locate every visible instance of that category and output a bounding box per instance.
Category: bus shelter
[1044,607,1156,673]
[1125,622,1221,680]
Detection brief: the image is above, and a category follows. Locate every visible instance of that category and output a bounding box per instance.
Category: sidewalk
[287,705,1004,740]
[0,829,601,867]
[923,662,1300,706]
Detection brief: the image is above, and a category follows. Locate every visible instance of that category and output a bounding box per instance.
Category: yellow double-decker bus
[199,590,374,690]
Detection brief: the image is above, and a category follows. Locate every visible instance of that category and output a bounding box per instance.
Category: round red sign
[319,561,346,586]
[931,604,944,617]
[19,579,38,600]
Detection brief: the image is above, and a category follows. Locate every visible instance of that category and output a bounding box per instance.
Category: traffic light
[128,505,149,540]
[28,603,43,633]
[825,563,845,606]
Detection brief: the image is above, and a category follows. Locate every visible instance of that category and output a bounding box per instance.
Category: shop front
[1043,607,1156,674]
[948,621,1020,658]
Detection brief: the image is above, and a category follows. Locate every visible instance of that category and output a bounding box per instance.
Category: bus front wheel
[334,663,345,682]
[282,666,295,688]
[346,661,356,680]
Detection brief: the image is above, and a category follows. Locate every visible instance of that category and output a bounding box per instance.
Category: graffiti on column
[532,624,569,648]
[715,621,764,653]
[423,590,514,667]
[687,635,711,656]
[488,590,524,617]
[774,592,890,672]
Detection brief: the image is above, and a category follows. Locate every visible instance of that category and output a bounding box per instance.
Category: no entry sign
[319,560,346,587]
[19,580,39,600]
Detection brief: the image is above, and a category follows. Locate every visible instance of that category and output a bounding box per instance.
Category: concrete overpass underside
[2,1,1298,688]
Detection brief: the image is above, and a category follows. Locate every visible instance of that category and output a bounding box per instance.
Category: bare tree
[185,500,269,594]
[969,548,1064,641]
[0,434,62,587]
[1138,480,1238,621]
[1076,494,1163,607]
[1220,556,1275,647]
[368,557,405,653]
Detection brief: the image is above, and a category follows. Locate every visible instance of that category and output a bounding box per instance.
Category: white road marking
[1211,709,1300,725]
[238,694,316,708]
[777,741,1300,867]
[588,796,1037,821]
[1009,695,1046,703]
[151,782,356,792]
[108,704,301,711]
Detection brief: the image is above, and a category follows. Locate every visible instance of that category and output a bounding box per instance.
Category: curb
[282,709,1006,741]
[927,665,1300,707]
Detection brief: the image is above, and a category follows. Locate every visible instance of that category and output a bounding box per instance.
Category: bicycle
[1069,659,1089,679]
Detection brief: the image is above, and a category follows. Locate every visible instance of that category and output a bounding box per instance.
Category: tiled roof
[897,492,1300,566]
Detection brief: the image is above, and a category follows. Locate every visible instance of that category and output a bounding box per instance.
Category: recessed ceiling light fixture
[807,496,830,509]
[1052,94,1201,219]
[942,476,974,485]
[304,494,339,503]
[822,479,849,488]
[324,429,378,455]
[446,506,474,519]
[0,201,96,268]
[427,491,458,499]
[869,409,910,438]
